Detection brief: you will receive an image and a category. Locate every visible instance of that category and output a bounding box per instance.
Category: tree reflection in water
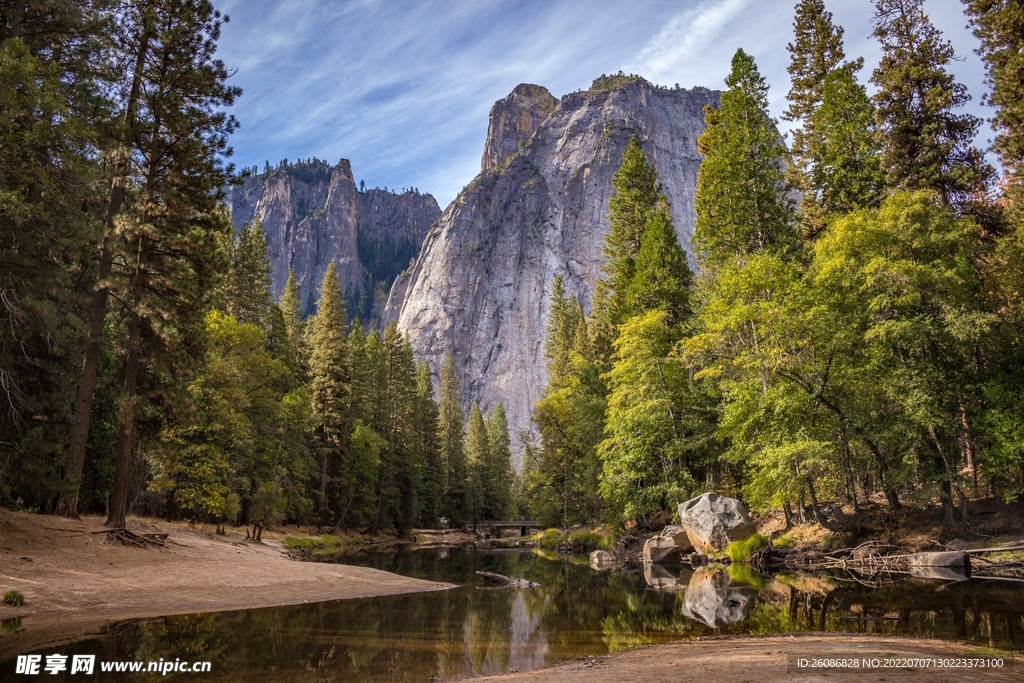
[13,548,1023,682]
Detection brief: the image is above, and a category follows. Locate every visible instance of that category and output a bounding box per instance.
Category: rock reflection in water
[643,562,684,592]
[681,568,757,627]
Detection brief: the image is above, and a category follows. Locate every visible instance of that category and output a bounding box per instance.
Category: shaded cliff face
[386,78,718,464]
[225,159,440,320]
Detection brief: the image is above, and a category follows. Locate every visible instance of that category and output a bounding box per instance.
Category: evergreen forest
[0,0,514,533]
[2,0,1024,538]
[522,0,1024,531]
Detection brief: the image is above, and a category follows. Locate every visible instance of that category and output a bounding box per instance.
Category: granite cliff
[385,77,719,463]
[225,158,440,321]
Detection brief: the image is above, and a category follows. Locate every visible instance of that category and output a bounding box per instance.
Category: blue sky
[215,0,991,208]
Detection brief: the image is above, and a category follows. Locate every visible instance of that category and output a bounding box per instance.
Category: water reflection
[680,568,757,627]
[2,548,1022,682]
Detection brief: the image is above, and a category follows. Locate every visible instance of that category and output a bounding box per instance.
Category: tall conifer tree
[308,261,350,526]
[465,402,489,525]
[964,0,1024,213]
[694,49,795,269]
[871,0,991,209]
[415,361,443,527]
[438,351,467,525]
[224,217,273,328]
[484,403,514,520]
[105,0,239,529]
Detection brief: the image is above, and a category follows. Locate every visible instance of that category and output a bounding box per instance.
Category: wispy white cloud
[213,0,992,206]
[625,0,753,85]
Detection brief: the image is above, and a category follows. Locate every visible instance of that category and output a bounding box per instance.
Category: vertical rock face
[225,159,440,319]
[480,84,558,173]
[386,78,719,465]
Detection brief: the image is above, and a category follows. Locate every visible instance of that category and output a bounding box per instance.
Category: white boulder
[678,493,756,553]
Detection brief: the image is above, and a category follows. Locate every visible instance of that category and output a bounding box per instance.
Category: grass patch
[283,534,367,556]
[728,563,766,589]
[532,528,567,549]
[726,534,769,562]
[773,534,793,549]
[568,530,602,551]
[3,590,24,608]
[1,617,20,633]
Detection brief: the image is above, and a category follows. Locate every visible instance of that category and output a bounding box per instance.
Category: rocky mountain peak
[387,79,720,465]
[225,158,439,323]
[480,84,558,173]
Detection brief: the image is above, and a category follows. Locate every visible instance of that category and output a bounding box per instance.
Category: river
[2,547,1022,681]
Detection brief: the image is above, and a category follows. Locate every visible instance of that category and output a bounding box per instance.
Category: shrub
[568,530,602,551]
[3,590,24,608]
[533,528,566,549]
[726,534,769,562]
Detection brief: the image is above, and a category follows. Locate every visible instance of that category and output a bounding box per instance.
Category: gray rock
[225,159,440,323]
[481,84,558,173]
[662,524,695,554]
[681,568,757,627]
[906,551,969,568]
[643,535,681,564]
[946,539,970,551]
[908,565,969,581]
[678,493,756,553]
[643,562,683,592]
[589,550,614,570]
[386,78,719,463]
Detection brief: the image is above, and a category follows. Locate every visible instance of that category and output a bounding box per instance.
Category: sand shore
[456,634,1019,683]
[0,508,450,659]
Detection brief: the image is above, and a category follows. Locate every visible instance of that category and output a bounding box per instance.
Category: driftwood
[793,539,1024,582]
[474,571,538,588]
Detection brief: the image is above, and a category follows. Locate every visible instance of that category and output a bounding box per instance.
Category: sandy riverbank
[0,508,451,659]
[455,634,1019,682]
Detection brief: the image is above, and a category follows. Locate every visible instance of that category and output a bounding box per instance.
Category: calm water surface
[2,547,1023,681]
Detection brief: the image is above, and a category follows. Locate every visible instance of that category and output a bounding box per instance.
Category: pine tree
[808,68,885,216]
[871,0,991,209]
[0,22,98,511]
[438,351,467,526]
[783,0,863,232]
[624,206,693,326]
[279,269,309,380]
[593,138,664,337]
[59,0,161,517]
[784,0,856,124]
[694,49,796,269]
[543,275,576,381]
[964,0,1024,213]
[308,261,350,526]
[465,402,489,525]
[104,0,240,529]
[224,217,273,328]
[415,360,443,527]
[484,402,515,520]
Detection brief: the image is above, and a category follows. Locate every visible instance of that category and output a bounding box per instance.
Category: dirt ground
[456,634,1020,683]
[0,508,451,660]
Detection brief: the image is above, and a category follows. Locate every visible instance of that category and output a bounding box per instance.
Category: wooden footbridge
[477,520,541,537]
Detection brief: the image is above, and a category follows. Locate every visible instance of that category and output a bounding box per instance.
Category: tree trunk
[805,476,848,532]
[318,444,329,527]
[105,235,150,529]
[58,11,154,517]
